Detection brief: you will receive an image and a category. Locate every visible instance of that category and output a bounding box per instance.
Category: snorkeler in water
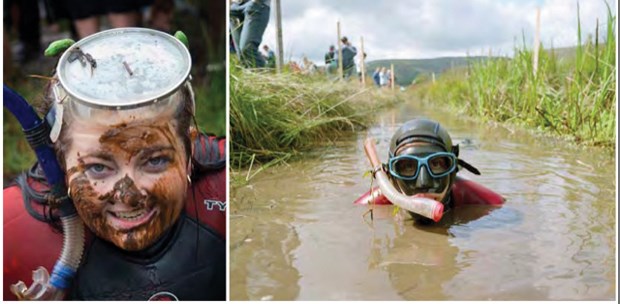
[357,118,504,224]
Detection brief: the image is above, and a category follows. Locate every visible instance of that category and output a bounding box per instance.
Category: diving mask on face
[48,27,192,142]
[388,152,457,181]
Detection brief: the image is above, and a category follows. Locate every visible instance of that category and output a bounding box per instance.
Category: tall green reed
[420,4,616,146]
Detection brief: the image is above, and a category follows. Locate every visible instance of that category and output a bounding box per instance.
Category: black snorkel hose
[4,85,85,300]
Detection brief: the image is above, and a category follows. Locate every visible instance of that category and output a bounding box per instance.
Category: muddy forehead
[99,119,181,158]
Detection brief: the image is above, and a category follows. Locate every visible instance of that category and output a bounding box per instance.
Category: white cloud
[256,0,616,64]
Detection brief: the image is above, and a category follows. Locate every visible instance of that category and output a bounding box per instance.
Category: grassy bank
[417,6,616,146]
[230,64,401,173]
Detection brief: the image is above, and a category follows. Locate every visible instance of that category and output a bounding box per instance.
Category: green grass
[230,63,401,174]
[417,4,616,146]
[3,81,42,182]
[193,70,226,137]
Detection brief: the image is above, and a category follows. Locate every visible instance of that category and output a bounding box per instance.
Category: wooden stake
[390,63,395,90]
[360,36,366,87]
[337,21,343,79]
[533,7,540,76]
[274,0,284,73]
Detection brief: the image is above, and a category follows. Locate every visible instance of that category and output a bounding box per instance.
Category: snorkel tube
[4,85,85,300]
[363,137,444,222]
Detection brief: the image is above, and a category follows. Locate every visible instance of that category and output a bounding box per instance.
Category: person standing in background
[59,0,153,39]
[324,45,335,65]
[339,36,357,79]
[379,67,387,87]
[262,44,276,68]
[230,0,271,68]
[372,67,381,87]
[357,52,367,83]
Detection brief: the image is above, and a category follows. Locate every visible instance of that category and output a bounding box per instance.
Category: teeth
[114,210,146,220]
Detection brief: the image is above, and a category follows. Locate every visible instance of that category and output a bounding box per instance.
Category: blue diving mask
[388,152,457,181]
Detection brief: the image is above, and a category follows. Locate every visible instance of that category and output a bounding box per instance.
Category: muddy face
[392,142,452,204]
[65,116,188,251]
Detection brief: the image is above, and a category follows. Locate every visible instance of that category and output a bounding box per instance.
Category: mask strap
[457,159,481,175]
[185,80,195,115]
[48,83,65,143]
[452,144,481,175]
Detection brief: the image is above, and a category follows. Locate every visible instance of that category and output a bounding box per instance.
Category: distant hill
[366,56,495,86]
[364,44,585,86]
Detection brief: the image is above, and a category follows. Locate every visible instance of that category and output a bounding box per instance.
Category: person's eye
[143,156,171,173]
[84,163,115,179]
[430,158,449,171]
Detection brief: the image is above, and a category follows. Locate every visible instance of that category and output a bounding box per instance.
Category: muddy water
[230,101,616,301]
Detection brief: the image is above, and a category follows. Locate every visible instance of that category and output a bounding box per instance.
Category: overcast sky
[258,0,616,64]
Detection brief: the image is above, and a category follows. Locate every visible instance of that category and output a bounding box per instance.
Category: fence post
[360,36,366,87]
[274,0,284,73]
[337,21,343,80]
[390,63,395,90]
[533,7,541,76]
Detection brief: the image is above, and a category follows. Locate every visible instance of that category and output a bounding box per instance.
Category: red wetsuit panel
[186,135,226,237]
[3,186,63,301]
[185,168,226,237]
[451,176,505,206]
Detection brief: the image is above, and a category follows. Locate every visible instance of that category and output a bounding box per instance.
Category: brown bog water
[230,101,616,301]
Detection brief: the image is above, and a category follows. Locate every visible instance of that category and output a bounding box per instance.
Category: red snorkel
[363,138,444,222]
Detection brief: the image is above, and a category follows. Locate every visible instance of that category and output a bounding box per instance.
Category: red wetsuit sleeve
[185,168,227,237]
[185,135,227,237]
[452,176,505,206]
[3,186,63,301]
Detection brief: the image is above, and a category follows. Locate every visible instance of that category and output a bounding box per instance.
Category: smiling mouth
[107,207,157,231]
[112,209,147,219]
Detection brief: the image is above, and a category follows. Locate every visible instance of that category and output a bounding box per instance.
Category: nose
[111,175,146,207]
[415,166,433,189]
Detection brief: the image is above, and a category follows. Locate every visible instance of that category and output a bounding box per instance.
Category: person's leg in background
[63,0,104,39]
[74,17,99,38]
[149,0,174,32]
[237,1,270,68]
[230,1,248,61]
[106,0,151,29]
[107,11,140,28]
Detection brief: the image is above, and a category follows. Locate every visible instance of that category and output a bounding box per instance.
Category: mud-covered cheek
[67,172,108,232]
[151,170,187,225]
